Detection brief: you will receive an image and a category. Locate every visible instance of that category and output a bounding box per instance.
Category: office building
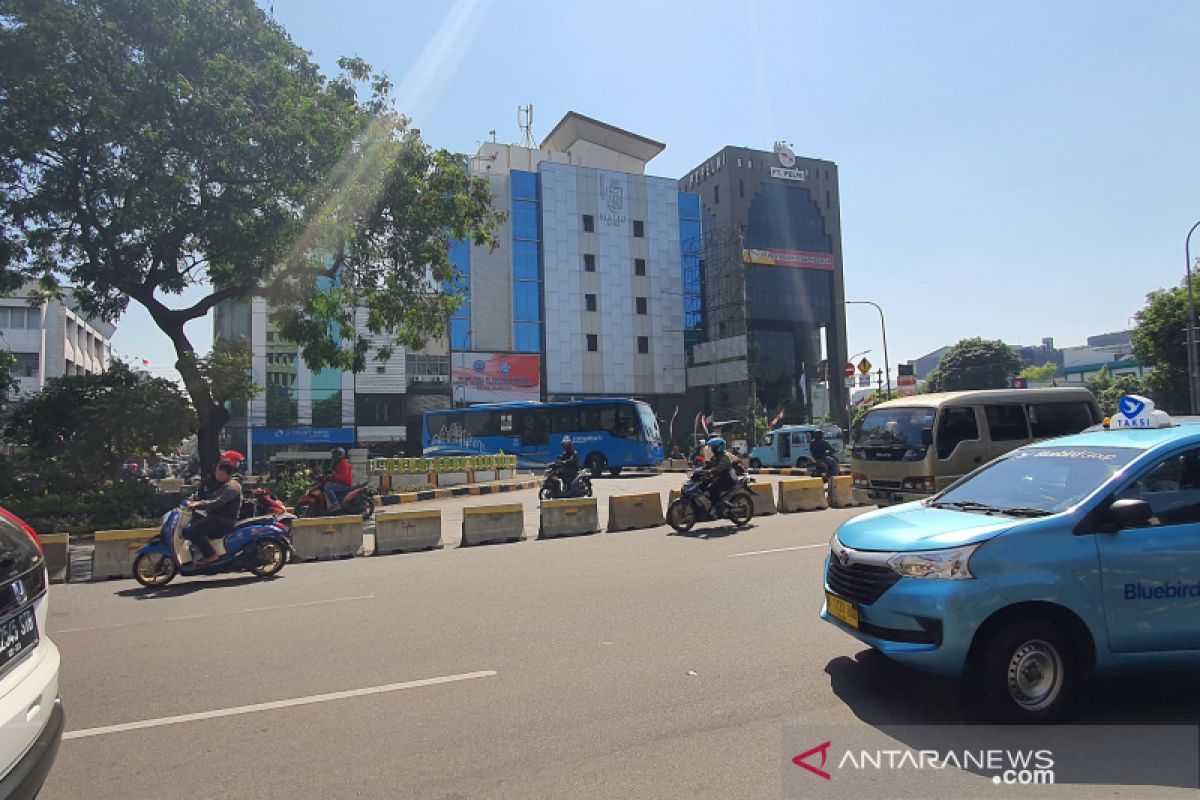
[679,141,850,427]
[0,286,115,397]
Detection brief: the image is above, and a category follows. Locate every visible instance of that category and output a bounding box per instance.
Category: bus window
[515,410,548,445]
[464,411,500,437]
[550,406,579,433]
[500,413,513,433]
[613,405,641,440]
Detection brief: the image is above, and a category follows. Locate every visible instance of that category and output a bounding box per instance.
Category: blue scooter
[133,505,296,587]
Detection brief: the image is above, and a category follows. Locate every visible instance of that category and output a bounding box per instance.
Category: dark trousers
[184,515,232,559]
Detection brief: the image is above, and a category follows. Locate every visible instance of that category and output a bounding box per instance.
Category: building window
[514,321,540,352]
[586,334,598,352]
[636,297,648,315]
[585,294,597,312]
[826,189,831,209]
[713,185,719,204]
[739,179,745,199]
[633,220,645,238]
[582,214,595,233]
[737,158,742,168]
[583,253,596,272]
[634,258,646,276]
[637,336,649,354]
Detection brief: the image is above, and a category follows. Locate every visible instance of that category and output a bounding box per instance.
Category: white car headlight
[887,544,980,580]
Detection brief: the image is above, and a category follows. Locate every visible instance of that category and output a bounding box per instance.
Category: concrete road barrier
[374,510,442,555]
[607,492,665,532]
[41,533,69,583]
[747,482,778,516]
[778,478,828,513]
[829,475,860,508]
[290,514,364,561]
[93,527,158,581]
[539,498,600,539]
[461,504,525,546]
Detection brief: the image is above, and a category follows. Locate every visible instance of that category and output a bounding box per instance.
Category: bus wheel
[586,453,606,479]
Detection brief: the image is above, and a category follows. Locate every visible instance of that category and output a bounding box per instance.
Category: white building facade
[0,288,115,396]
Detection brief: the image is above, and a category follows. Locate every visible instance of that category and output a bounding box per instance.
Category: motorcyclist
[809,429,840,479]
[700,436,734,513]
[324,447,353,511]
[554,437,580,484]
[182,460,242,566]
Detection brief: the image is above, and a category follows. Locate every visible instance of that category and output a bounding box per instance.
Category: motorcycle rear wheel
[133,552,177,588]
[250,539,288,577]
[726,494,753,526]
[666,499,696,533]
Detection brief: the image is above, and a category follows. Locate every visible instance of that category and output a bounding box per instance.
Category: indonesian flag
[702,414,714,434]
[142,359,150,366]
[770,408,785,428]
[693,411,703,433]
[669,405,679,440]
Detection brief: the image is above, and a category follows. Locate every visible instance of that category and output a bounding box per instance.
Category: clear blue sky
[113,0,1200,382]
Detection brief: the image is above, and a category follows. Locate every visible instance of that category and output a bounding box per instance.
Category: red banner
[451,353,540,403]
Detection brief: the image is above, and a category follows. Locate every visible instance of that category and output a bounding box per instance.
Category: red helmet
[223,450,245,465]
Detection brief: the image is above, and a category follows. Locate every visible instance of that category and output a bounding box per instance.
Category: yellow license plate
[826,592,860,629]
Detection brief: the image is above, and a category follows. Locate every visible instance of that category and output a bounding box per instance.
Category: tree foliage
[924,338,1024,393]
[1018,362,1058,384]
[1086,365,1146,418]
[0,0,502,471]
[0,350,16,408]
[1131,286,1188,413]
[3,362,195,490]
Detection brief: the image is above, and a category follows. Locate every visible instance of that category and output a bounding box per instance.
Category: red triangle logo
[792,741,832,780]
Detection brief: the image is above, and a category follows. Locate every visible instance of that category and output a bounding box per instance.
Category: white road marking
[63,670,498,740]
[728,543,828,558]
[52,594,375,634]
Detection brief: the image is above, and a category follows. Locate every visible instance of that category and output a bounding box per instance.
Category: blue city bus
[422,399,663,476]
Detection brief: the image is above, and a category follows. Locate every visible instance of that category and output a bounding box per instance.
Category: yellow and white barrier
[829,475,861,508]
[41,533,69,583]
[747,482,778,516]
[290,514,364,561]
[539,498,600,539]
[778,478,828,513]
[374,510,442,555]
[461,503,525,546]
[607,492,665,532]
[93,527,158,581]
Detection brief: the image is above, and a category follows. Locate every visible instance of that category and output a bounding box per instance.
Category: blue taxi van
[822,396,1200,720]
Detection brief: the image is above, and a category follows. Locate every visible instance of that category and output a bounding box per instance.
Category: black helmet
[331,447,346,459]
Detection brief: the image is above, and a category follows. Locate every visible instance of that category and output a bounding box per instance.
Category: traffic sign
[843,363,855,379]
[857,357,872,375]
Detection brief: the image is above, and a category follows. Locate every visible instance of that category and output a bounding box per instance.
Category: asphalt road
[38,474,1200,799]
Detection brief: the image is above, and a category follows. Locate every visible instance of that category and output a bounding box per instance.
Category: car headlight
[887,544,980,580]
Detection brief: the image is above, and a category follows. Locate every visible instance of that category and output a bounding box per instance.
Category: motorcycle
[132,505,296,588]
[539,463,593,500]
[294,475,375,520]
[666,466,757,533]
[240,485,288,519]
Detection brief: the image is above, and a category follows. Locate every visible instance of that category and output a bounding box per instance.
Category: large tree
[1131,285,1188,413]
[924,338,1023,393]
[3,361,195,489]
[0,0,500,472]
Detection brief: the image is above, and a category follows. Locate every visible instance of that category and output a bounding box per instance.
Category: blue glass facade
[678,192,703,362]
[448,237,471,350]
[510,169,542,353]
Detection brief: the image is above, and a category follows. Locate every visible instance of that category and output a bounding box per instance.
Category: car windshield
[858,408,935,447]
[931,446,1141,516]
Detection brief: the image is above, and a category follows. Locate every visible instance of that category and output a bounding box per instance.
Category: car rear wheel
[971,618,1080,722]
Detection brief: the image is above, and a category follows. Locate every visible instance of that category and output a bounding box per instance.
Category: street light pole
[846,300,891,399]
[1186,220,1200,415]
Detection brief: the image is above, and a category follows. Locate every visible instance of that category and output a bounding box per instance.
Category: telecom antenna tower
[517,104,536,148]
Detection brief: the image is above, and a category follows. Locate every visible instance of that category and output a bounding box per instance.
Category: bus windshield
[637,403,661,444]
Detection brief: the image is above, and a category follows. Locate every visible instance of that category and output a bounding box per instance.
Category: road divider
[777,478,828,513]
[290,514,364,561]
[607,492,664,532]
[747,482,778,516]
[829,475,862,508]
[374,510,443,555]
[92,527,158,581]
[461,504,525,546]
[539,498,600,539]
[41,533,69,583]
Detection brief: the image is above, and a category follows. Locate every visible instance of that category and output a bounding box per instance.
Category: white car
[0,508,62,799]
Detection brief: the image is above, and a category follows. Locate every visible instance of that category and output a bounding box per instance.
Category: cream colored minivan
[851,388,1100,506]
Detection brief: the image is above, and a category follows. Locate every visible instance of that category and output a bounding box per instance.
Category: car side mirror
[920,429,933,447]
[1106,498,1153,530]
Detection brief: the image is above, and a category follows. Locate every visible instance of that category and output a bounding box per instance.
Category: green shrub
[1,481,181,535]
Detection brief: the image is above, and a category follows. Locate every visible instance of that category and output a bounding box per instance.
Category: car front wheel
[971,618,1080,722]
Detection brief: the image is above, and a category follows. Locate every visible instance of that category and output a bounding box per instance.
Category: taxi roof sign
[1109,395,1172,429]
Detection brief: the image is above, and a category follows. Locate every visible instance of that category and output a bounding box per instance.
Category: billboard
[742,248,835,271]
[451,352,540,404]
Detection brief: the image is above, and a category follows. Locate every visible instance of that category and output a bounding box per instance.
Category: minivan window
[858,408,935,447]
[937,407,979,459]
[791,432,808,445]
[985,405,1029,441]
[1116,448,1200,526]
[1028,402,1097,439]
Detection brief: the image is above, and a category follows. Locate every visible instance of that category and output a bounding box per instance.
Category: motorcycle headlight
[887,544,980,580]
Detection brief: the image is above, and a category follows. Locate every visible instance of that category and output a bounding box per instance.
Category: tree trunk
[195,401,230,477]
